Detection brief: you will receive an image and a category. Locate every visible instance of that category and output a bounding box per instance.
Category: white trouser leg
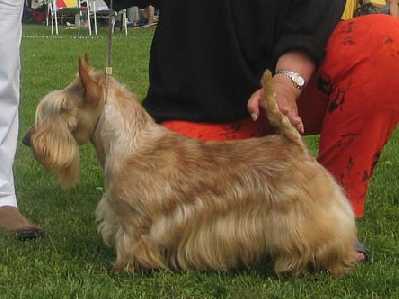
[0,0,24,208]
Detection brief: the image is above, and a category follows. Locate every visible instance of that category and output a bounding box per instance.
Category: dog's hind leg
[273,249,311,277]
[312,230,358,277]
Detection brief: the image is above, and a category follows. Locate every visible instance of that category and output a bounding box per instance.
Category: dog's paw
[112,261,139,273]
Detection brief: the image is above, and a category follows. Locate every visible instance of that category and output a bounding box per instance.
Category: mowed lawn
[0,24,398,299]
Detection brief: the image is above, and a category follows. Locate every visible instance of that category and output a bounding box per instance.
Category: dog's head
[24,55,106,188]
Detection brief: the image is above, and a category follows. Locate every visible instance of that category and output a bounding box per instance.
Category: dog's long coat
[28,57,358,276]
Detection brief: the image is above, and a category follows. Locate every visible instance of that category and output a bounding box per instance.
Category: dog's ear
[79,55,101,107]
[31,119,80,189]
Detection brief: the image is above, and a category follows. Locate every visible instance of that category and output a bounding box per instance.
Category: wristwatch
[274,70,306,90]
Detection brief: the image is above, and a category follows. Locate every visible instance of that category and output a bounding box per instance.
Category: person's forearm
[273,51,316,102]
[389,0,399,16]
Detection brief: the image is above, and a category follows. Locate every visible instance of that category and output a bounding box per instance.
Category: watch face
[293,74,305,87]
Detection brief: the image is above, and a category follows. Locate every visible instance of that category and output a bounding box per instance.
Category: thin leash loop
[105,0,116,103]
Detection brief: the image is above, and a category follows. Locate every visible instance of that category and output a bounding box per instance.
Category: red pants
[162,15,399,218]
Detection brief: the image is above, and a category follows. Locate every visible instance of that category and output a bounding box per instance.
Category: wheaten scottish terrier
[25,56,358,277]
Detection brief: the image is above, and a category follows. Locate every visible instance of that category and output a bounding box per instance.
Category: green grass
[1,24,398,299]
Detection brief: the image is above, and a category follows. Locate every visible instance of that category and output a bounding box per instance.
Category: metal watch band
[274,70,306,90]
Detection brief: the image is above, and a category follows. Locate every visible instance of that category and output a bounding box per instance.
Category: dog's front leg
[113,227,139,272]
[96,193,120,247]
[96,194,140,272]
[113,226,167,272]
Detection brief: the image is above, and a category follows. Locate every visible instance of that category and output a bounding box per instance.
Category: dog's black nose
[22,129,32,147]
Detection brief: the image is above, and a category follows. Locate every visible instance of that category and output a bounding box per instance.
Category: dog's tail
[261,70,306,152]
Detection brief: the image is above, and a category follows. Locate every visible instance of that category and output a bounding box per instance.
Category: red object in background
[31,10,46,23]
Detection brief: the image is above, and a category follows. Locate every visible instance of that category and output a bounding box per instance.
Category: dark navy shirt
[113,0,345,123]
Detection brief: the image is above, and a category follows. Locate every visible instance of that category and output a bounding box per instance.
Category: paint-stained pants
[0,0,24,208]
[163,15,399,218]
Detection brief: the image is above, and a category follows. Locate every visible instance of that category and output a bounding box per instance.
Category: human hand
[247,75,304,134]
